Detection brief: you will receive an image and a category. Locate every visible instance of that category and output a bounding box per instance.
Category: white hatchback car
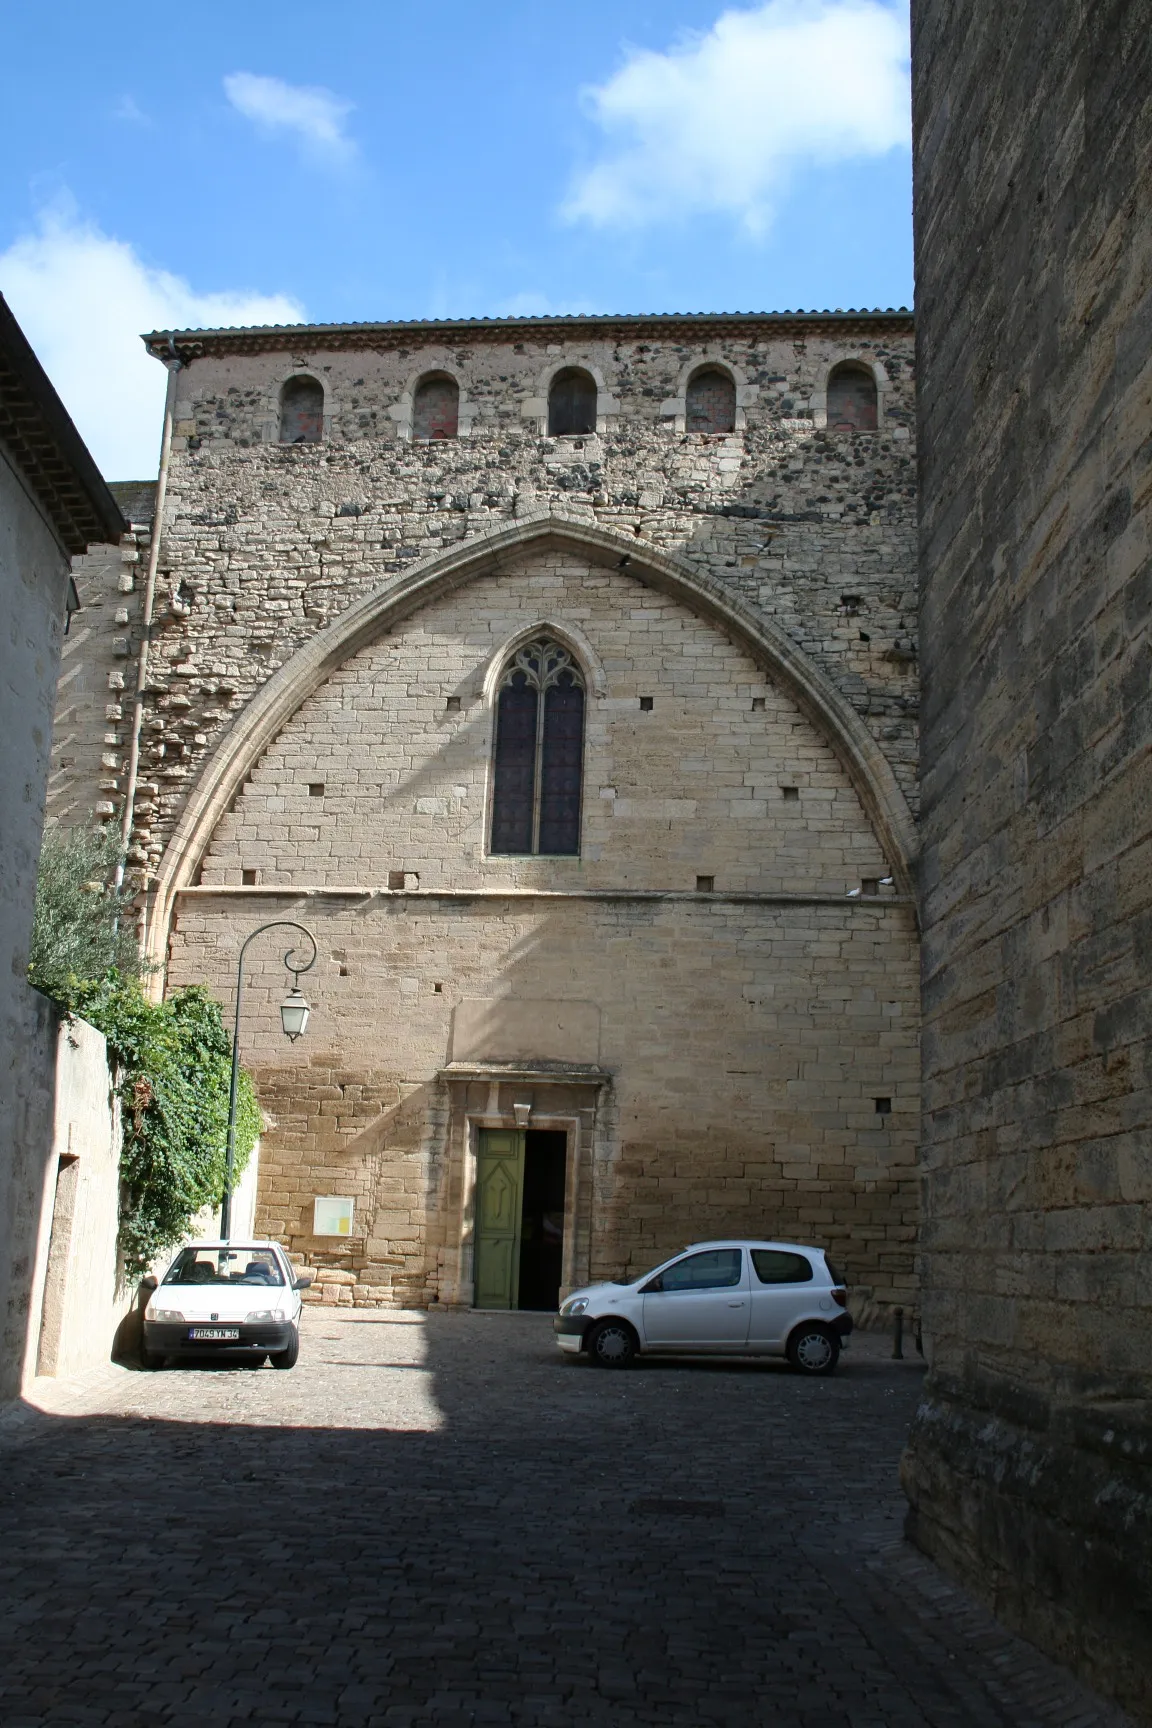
[140,1240,312,1370]
[554,1240,852,1374]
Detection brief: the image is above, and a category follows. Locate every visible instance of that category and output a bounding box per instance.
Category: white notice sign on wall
[313,1196,355,1237]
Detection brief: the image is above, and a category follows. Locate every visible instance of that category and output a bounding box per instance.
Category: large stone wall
[170,896,918,1308]
[905,0,1152,1713]
[166,546,919,1305]
[53,313,921,1322]
[49,318,918,878]
[198,548,893,896]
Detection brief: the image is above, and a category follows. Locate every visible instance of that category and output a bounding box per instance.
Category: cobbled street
[0,1313,1129,1728]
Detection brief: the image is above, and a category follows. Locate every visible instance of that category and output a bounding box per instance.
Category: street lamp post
[220,920,318,1240]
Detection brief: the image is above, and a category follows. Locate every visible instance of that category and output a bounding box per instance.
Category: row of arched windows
[276,361,879,443]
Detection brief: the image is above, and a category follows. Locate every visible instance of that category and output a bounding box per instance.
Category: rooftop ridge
[143,306,914,360]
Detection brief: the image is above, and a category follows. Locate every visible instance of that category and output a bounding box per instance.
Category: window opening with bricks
[686,366,737,434]
[279,376,324,443]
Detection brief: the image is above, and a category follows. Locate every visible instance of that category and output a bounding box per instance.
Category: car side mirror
[293,1274,313,1290]
[140,1273,158,1290]
[641,1275,663,1294]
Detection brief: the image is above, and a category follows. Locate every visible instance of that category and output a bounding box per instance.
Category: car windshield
[163,1247,284,1287]
[618,1260,667,1286]
[625,1250,726,1287]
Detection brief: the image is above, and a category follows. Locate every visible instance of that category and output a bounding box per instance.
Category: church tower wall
[905,3,1152,1712]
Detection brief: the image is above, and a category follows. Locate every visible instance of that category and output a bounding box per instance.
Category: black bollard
[892,1306,904,1360]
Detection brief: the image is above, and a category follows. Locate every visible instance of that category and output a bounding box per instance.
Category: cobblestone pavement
[0,1312,1130,1728]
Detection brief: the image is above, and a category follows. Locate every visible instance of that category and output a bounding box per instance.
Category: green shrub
[29,827,260,1272]
[71,977,261,1274]
[27,824,140,997]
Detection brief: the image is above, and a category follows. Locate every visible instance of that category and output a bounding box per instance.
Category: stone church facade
[54,311,920,1313]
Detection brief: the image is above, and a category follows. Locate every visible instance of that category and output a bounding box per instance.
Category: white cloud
[495,291,602,318]
[113,95,150,125]
[564,0,910,234]
[224,71,355,161]
[0,201,304,479]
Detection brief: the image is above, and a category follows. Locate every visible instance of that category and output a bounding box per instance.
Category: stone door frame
[437,1062,611,1308]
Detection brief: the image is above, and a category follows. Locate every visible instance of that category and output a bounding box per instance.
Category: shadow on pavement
[0,1312,1124,1728]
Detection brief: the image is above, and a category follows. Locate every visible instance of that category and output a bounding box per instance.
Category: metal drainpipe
[115,352,181,894]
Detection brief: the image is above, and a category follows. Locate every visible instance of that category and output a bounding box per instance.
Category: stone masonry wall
[51,314,921,1329]
[50,320,918,883]
[198,548,893,896]
[904,1,1152,1714]
[51,484,153,830]
[168,895,919,1310]
[167,545,919,1309]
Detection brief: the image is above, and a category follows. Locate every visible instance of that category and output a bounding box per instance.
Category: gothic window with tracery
[490,639,585,856]
[827,362,878,431]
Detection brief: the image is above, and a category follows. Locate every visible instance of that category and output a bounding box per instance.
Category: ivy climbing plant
[29,827,260,1273]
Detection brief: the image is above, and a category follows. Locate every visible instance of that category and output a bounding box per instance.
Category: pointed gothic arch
[142,513,918,970]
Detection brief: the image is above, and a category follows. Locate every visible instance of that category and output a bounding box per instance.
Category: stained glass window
[490,640,585,856]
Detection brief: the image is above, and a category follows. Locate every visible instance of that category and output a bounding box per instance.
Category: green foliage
[27,824,141,998]
[29,827,260,1273]
[69,978,261,1274]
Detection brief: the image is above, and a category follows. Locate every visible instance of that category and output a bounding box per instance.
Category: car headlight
[245,1309,280,1323]
[562,1297,589,1316]
[149,1309,184,1323]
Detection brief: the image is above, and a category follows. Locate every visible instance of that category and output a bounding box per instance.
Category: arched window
[490,639,585,856]
[279,376,324,443]
[547,369,597,437]
[686,367,737,434]
[413,374,459,440]
[827,363,878,431]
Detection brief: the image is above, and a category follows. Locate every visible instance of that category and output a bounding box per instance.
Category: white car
[140,1240,312,1370]
[553,1240,852,1374]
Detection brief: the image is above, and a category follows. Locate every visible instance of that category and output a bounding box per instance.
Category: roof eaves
[142,306,915,361]
[0,294,127,554]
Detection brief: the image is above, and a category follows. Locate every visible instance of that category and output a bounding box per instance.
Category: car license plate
[189,1326,240,1340]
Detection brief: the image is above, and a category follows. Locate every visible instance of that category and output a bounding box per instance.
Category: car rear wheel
[786,1323,840,1376]
[270,1328,300,1370]
[588,1319,637,1369]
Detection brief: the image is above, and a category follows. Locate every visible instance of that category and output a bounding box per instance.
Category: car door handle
[727,1300,745,1307]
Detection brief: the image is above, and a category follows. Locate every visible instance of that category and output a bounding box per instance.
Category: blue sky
[0,0,912,477]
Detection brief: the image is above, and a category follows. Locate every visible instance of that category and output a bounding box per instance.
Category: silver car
[553,1239,852,1374]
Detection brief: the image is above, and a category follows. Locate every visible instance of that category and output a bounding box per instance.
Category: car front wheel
[587,1319,637,1369]
[786,1323,840,1376]
[271,1327,300,1370]
[139,1339,164,1371]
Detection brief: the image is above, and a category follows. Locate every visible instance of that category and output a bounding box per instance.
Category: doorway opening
[474,1127,567,1311]
[518,1130,566,1310]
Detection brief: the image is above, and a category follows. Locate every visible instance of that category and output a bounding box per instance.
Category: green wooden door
[474,1129,525,1309]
